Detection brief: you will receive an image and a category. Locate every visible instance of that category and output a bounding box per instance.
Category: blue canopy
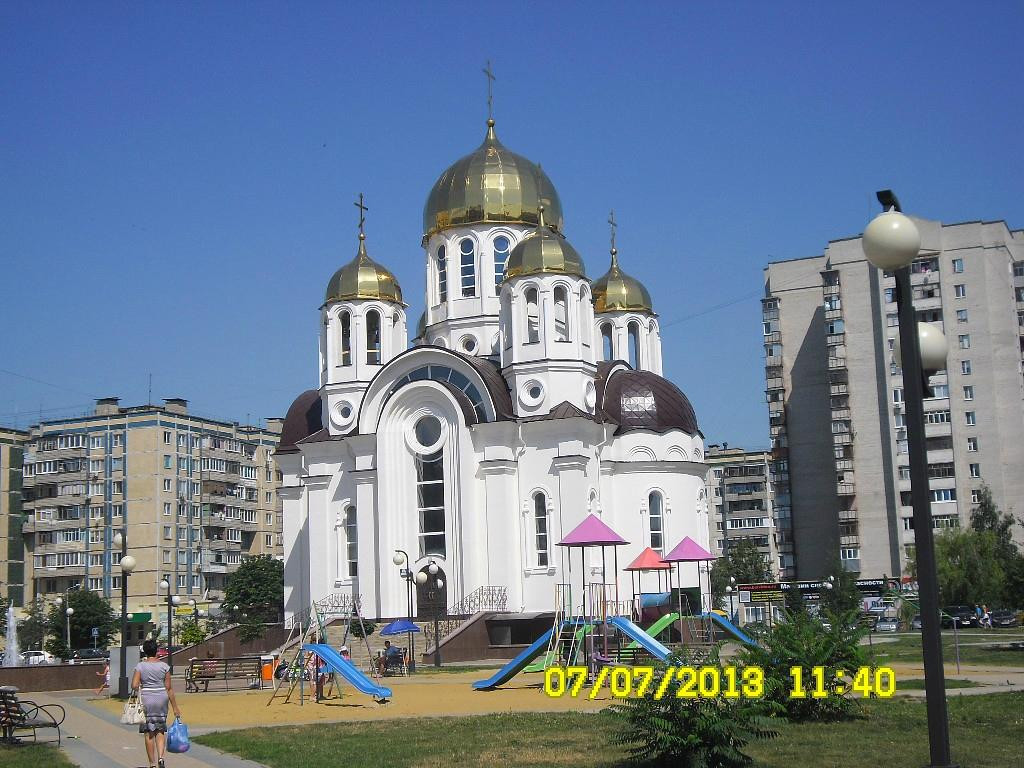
[380,619,421,636]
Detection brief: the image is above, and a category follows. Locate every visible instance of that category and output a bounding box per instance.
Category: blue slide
[701,612,757,646]
[472,628,553,690]
[608,616,672,661]
[303,643,393,700]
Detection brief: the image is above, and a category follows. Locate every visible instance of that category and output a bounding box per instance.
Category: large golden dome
[592,249,653,314]
[324,234,404,306]
[504,207,585,281]
[423,120,564,236]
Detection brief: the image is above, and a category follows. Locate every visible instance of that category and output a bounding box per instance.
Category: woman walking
[131,639,182,768]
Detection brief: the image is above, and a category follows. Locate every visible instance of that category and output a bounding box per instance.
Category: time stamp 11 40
[544,665,897,700]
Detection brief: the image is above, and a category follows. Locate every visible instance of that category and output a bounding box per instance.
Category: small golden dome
[324,235,404,306]
[423,120,564,236]
[592,249,653,313]
[504,207,586,281]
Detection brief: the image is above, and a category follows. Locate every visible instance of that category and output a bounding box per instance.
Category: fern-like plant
[612,648,779,767]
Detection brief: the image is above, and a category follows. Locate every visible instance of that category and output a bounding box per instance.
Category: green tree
[44,589,118,658]
[18,598,50,651]
[224,555,284,625]
[710,539,772,608]
[178,617,208,647]
[932,529,1005,606]
[970,485,1023,607]
[819,558,862,617]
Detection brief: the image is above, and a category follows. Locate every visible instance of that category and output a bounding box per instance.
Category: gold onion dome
[423,119,564,236]
[592,248,654,313]
[504,207,586,281]
[324,234,404,306]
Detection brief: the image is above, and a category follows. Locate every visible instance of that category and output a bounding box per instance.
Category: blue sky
[2,2,1022,445]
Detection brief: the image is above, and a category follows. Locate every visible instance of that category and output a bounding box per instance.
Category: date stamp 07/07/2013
[543,665,897,700]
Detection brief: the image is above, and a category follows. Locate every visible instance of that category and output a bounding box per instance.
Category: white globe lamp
[120,555,137,573]
[863,209,921,270]
[415,571,428,585]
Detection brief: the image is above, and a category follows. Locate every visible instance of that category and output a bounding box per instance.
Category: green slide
[524,624,591,672]
[626,612,680,649]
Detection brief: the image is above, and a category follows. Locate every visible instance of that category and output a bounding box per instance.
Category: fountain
[4,601,19,666]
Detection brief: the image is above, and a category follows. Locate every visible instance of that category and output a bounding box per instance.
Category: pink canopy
[624,547,672,571]
[558,513,628,547]
[663,536,714,562]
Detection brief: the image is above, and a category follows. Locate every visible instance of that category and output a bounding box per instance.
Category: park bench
[184,657,263,692]
[0,686,65,745]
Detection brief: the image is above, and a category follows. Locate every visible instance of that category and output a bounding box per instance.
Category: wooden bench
[0,686,65,745]
[184,657,263,692]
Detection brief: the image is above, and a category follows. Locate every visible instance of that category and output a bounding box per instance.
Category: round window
[330,400,356,430]
[519,380,546,408]
[461,336,477,353]
[414,415,443,449]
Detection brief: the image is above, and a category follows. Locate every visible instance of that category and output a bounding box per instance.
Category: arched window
[340,311,352,366]
[460,238,476,297]
[416,447,446,558]
[628,321,641,368]
[648,491,664,552]
[601,323,613,361]
[579,290,591,348]
[436,245,448,303]
[533,492,549,567]
[366,309,381,365]
[524,287,540,343]
[502,291,513,350]
[493,236,510,294]
[344,505,358,579]
[553,286,569,342]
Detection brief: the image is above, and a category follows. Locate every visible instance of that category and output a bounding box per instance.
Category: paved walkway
[33,690,266,768]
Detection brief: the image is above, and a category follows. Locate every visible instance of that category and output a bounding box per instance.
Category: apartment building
[705,444,787,579]
[1,427,28,606]
[763,218,1024,580]
[20,397,283,634]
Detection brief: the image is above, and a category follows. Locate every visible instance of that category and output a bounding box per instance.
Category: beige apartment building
[763,218,1024,580]
[20,398,283,637]
[1,427,28,606]
[705,444,788,579]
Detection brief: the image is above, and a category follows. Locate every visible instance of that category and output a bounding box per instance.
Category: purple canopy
[558,513,628,547]
[663,536,714,562]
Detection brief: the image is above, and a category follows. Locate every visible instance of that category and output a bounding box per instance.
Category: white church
[277,115,711,624]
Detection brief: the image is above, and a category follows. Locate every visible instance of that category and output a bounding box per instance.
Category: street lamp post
[426,560,444,668]
[391,550,417,674]
[64,607,74,651]
[115,529,136,698]
[159,579,181,673]
[863,190,956,768]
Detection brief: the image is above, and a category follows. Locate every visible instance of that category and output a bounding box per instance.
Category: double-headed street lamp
[391,550,418,674]
[53,596,74,655]
[113,531,136,698]
[863,190,954,768]
[724,576,737,622]
[423,560,445,668]
[158,579,181,674]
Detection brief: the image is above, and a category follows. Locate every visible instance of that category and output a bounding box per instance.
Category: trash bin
[261,654,276,682]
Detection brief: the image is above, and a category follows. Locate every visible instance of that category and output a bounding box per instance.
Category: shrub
[612,648,779,767]
[348,618,376,638]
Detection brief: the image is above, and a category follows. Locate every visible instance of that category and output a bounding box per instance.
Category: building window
[533,492,549,567]
[265,533,274,547]
[971,489,981,504]
[364,309,382,365]
[954,284,966,298]
[415,445,445,559]
[963,385,974,400]
[967,437,978,452]
[931,488,957,502]
[628,321,641,369]
[883,287,896,303]
[893,388,904,404]
[553,286,569,341]
[436,245,447,303]
[493,236,510,294]
[958,334,970,349]
[648,491,664,552]
[460,238,476,297]
[524,287,540,344]
[1014,261,1024,278]
[952,258,964,273]
[825,319,844,335]
[961,360,972,375]
[840,547,859,561]
[163,431,172,444]
[886,313,899,327]
[162,479,172,492]
[345,505,358,578]
[340,311,352,366]
[957,309,968,323]
[601,324,613,360]
[164,526,172,539]
[965,411,976,426]
[969,463,980,478]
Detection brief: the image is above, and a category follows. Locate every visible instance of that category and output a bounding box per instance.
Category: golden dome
[504,207,586,281]
[423,120,564,236]
[592,249,653,313]
[324,234,404,306]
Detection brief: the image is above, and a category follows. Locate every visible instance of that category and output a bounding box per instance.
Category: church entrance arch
[416,564,447,620]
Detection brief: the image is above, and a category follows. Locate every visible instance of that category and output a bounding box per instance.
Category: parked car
[990,609,1019,628]
[875,617,901,633]
[941,606,976,628]
[21,650,55,665]
[911,614,923,631]
[70,648,109,663]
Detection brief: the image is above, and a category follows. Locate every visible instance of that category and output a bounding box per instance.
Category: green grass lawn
[0,745,75,768]
[197,692,1024,768]
[869,630,1024,667]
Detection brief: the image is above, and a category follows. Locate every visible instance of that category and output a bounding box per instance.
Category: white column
[352,472,379,618]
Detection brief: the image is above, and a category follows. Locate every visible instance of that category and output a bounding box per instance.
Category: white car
[21,650,56,665]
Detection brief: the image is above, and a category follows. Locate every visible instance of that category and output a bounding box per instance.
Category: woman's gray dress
[135,660,170,733]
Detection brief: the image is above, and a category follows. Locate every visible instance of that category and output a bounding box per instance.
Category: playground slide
[607,616,672,661]
[626,612,680,650]
[524,624,591,672]
[303,643,393,700]
[472,628,553,690]
[701,612,756,646]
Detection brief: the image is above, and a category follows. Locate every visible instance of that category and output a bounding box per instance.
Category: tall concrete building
[20,398,283,636]
[763,218,1024,580]
[705,444,788,578]
[1,427,28,606]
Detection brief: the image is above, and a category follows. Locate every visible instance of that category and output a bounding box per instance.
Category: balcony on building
[836,482,856,496]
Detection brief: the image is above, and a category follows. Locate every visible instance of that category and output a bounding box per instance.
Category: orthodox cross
[354,193,368,236]
[482,60,496,120]
[608,210,617,252]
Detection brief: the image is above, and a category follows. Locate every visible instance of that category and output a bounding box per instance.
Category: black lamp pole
[116,528,131,699]
[394,549,416,674]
